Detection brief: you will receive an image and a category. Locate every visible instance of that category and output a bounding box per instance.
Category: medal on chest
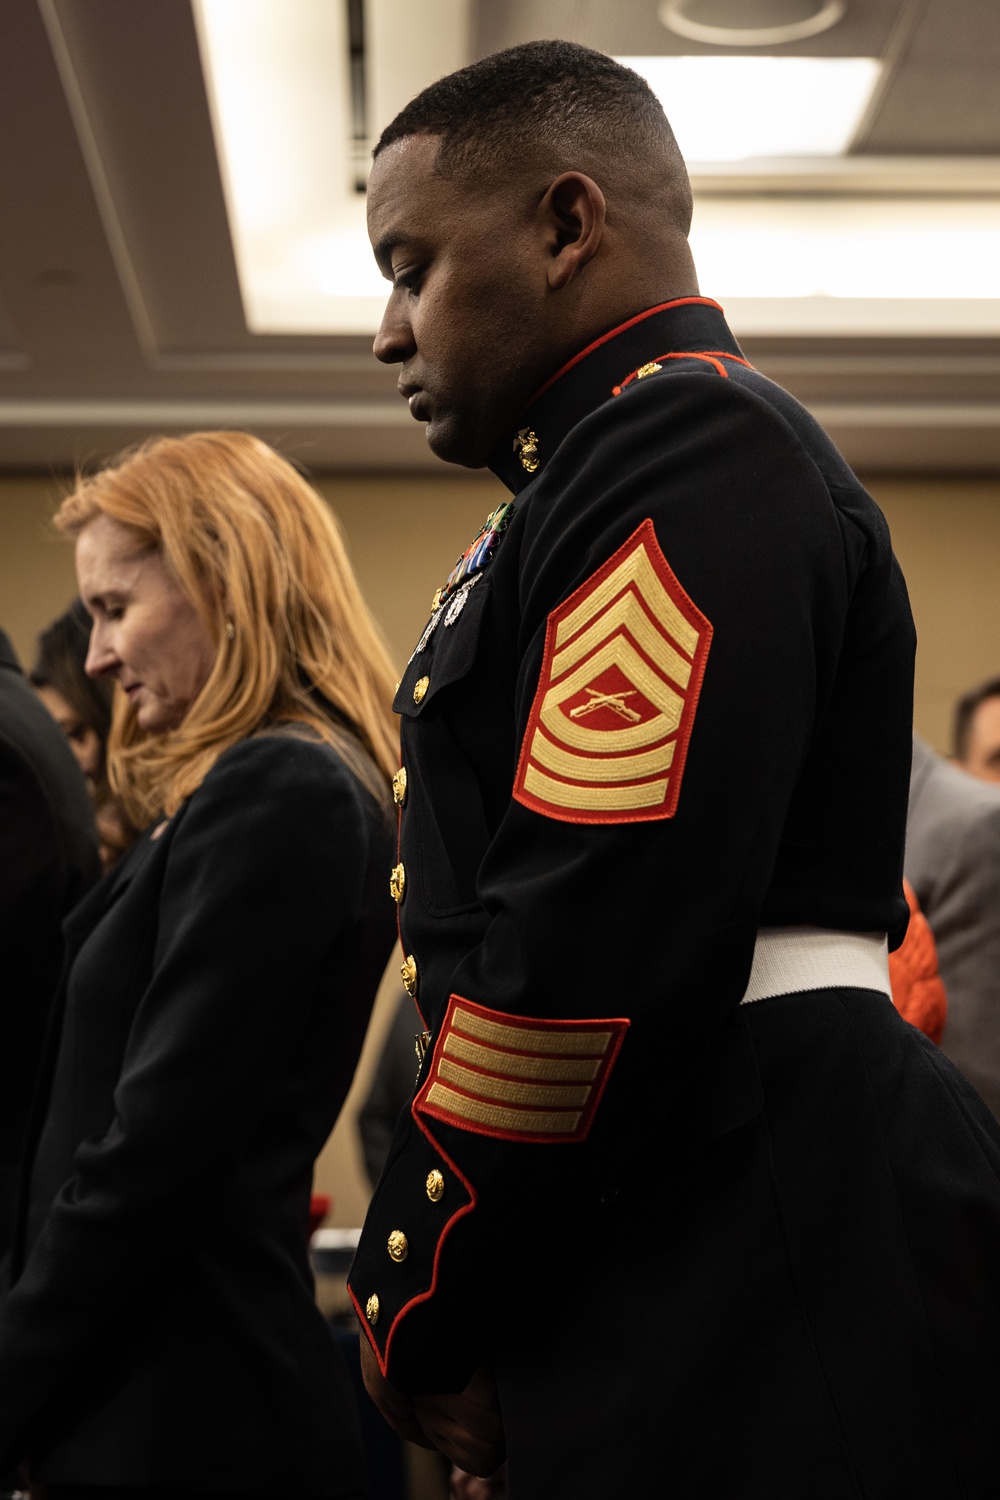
[410,499,515,658]
[438,498,516,601]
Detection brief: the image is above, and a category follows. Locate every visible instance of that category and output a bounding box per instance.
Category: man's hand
[451,1462,508,1499]
[358,1330,435,1449]
[413,1365,506,1477]
[358,1331,505,1476]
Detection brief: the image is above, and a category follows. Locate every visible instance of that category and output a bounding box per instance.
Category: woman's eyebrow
[85,588,126,611]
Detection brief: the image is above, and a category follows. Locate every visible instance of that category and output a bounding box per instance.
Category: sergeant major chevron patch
[513,519,712,824]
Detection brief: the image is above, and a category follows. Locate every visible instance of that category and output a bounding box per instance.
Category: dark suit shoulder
[191,727,382,819]
[162,728,390,919]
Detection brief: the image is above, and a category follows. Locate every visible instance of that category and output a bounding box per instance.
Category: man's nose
[373,297,416,365]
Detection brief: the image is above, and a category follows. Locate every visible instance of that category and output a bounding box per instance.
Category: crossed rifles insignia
[569,687,643,724]
[513,519,713,825]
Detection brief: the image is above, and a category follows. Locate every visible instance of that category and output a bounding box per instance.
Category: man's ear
[539,172,606,290]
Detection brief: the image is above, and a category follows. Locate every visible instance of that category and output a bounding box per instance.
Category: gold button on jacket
[413,676,430,705]
[425,1169,445,1203]
[365,1293,380,1325]
[389,863,406,904]
[400,954,418,997]
[392,767,408,806]
[387,1230,409,1263]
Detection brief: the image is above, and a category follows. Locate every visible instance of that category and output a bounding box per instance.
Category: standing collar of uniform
[487,297,745,493]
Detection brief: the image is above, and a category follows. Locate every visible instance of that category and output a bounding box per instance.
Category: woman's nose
[85,625,117,678]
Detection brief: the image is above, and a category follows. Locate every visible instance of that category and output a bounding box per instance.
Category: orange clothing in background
[889,879,948,1044]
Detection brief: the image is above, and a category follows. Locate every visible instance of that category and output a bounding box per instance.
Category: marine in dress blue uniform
[351,42,1000,1500]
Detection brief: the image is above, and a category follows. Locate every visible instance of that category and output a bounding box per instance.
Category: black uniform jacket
[353,303,1000,1498]
[349,298,917,1374]
[0,731,395,1497]
[0,631,99,1258]
[351,301,1000,1499]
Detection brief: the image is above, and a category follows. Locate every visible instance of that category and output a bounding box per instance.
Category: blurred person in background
[907,734,1000,1119]
[0,431,399,1500]
[30,597,139,867]
[0,628,99,1260]
[952,674,1000,784]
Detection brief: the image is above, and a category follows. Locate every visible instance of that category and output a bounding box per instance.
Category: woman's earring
[225,617,235,640]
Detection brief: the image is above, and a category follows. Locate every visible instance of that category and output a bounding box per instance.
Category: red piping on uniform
[612,349,753,396]
[526,298,725,406]
[350,1100,479,1379]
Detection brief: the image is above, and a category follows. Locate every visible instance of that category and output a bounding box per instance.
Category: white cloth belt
[740,927,891,1006]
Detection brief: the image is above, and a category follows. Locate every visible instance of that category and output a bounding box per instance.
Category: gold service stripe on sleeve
[523,763,669,811]
[442,1031,603,1081]
[453,1006,612,1056]
[437,1056,593,1109]
[530,727,676,783]
[425,1082,582,1135]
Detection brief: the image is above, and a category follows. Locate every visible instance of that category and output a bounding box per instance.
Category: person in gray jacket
[906,735,1000,1118]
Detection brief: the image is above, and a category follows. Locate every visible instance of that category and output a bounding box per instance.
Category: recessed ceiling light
[617,55,880,160]
[691,197,1000,303]
[659,0,846,47]
[193,0,470,333]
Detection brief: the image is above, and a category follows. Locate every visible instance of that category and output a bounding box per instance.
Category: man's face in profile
[366,136,551,468]
[960,695,1000,784]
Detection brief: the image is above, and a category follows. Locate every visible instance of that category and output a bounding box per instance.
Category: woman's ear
[539,172,607,291]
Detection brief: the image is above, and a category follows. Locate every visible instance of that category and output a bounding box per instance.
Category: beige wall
[3,467,999,1225]
[0,476,81,668]
[867,478,1000,755]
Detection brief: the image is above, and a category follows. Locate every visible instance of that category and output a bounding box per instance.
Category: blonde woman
[0,433,398,1500]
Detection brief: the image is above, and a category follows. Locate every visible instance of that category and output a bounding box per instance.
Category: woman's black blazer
[0,731,396,1498]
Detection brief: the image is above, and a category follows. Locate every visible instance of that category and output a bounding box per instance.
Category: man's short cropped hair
[953,676,1000,760]
[373,40,688,220]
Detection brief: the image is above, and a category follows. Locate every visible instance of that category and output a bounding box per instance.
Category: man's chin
[424,414,489,470]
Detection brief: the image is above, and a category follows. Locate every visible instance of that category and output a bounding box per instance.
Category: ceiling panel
[48,0,248,353]
[863,0,1000,152]
[0,0,997,474]
[0,0,144,390]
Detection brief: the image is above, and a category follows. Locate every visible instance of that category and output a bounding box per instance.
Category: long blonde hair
[56,431,399,827]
